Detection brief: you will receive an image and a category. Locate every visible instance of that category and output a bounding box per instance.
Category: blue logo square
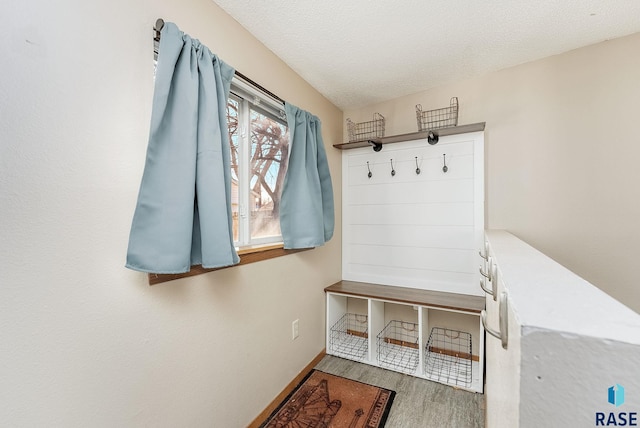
[608,384,625,407]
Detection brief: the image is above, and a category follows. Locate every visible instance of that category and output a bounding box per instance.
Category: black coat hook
[390,159,396,176]
[367,161,372,179]
[415,157,421,175]
[442,154,448,173]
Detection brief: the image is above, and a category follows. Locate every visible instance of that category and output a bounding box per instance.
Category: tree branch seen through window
[227,96,289,246]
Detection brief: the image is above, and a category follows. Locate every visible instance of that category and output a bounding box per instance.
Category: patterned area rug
[260,369,395,428]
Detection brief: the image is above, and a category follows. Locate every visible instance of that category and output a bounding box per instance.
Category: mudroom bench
[325,280,485,393]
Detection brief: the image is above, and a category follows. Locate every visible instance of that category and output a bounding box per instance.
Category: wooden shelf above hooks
[333,122,486,150]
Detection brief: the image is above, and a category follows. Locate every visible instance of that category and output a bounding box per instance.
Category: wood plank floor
[314,355,485,428]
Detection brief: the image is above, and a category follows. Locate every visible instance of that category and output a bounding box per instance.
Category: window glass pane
[250,108,289,241]
[227,97,240,242]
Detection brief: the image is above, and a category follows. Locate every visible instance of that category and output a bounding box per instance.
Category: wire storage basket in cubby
[376,320,419,374]
[424,327,472,387]
[330,313,368,361]
[346,112,385,142]
[416,97,458,131]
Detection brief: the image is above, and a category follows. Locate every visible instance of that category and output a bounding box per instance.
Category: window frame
[229,78,289,249]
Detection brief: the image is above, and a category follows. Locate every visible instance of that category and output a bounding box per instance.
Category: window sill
[147,243,311,285]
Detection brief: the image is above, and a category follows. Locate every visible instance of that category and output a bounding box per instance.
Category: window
[227,78,290,247]
[154,54,289,248]
[148,40,306,285]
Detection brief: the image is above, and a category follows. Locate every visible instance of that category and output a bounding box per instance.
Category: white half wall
[484,230,640,427]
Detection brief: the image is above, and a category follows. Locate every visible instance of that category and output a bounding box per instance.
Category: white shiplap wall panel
[349,148,472,182]
[348,202,474,226]
[342,132,484,296]
[348,224,475,249]
[348,180,474,205]
[348,157,474,183]
[348,245,475,273]
[344,264,476,294]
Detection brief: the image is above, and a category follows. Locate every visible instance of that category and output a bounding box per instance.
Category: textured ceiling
[213,1,640,110]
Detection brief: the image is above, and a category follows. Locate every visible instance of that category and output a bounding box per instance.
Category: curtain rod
[154,18,285,105]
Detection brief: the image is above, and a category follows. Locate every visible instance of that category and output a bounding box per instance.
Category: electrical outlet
[292,319,299,340]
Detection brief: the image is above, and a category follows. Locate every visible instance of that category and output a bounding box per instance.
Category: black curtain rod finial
[154,18,164,44]
[152,18,286,106]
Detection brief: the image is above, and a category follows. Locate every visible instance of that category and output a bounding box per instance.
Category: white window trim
[229,77,288,248]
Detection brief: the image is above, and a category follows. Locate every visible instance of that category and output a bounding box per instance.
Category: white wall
[344,32,640,313]
[0,0,342,426]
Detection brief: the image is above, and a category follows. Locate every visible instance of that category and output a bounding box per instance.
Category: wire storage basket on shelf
[416,97,459,131]
[329,313,368,361]
[424,327,472,387]
[376,320,419,374]
[346,112,385,142]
